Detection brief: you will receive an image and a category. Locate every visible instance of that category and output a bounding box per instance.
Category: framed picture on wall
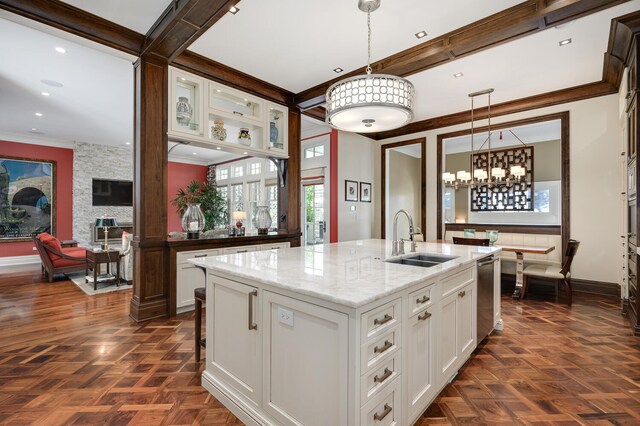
[345,180,358,202]
[360,182,371,203]
[0,156,56,242]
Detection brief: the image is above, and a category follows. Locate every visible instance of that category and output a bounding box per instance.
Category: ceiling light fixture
[326,0,414,133]
[229,6,239,14]
[35,112,43,117]
[193,152,197,155]
[41,91,50,96]
[55,47,67,54]
[453,72,464,78]
[216,147,221,150]
[125,142,131,145]
[558,38,572,46]
[415,30,427,39]
[333,67,344,73]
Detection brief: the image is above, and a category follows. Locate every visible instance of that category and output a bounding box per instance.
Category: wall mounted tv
[92,179,133,206]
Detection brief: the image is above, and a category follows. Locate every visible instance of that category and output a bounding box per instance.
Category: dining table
[497,244,556,299]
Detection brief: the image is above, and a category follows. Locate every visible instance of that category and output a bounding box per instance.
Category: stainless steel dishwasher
[477,255,496,343]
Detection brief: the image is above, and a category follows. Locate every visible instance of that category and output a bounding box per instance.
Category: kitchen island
[190,239,501,426]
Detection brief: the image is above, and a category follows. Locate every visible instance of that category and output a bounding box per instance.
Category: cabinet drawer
[440,266,474,298]
[176,249,221,264]
[223,246,258,255]
[361,326,401,374]
[408,283,435,316]
[360,353,400,406]
[260,242,290,251]
[361,377,400,426]
[361,298,401,342]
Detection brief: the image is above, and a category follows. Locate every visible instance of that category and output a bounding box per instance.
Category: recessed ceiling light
[31,127,37,131]
[55,46,67,54]
[193,152,197,155]
[35,112,43,117]
[453,72,464,78]
[216,147,221,150]
[41,79,63,87]
[229,6,239,14]
[29,128,44,134]
[415,30,427,39]
[125,142,131,145]
[41,91,50,97]
[243,152,248,155]
[558,38,572,46]
[333,67,344,73]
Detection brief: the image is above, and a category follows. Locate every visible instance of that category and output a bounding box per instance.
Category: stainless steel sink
[385,253,459,268]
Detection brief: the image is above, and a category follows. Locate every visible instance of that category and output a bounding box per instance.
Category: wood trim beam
[0,0,145,56]
[604,10,640,87]
[172,51,293,105]
[141,0,239,61]
[294,0,629,110]
[368,81,615,140]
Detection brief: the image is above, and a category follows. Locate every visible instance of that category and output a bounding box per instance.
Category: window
[534,188,550,213]
[266,184,278,229]
[217,186,229,226]
[232,165,244,178]
[269,161,277,172]
[304,145,325,159]
[249,162,261,175]
[247,181,260,228]
[216,167,229,181]
[231,183,243,217]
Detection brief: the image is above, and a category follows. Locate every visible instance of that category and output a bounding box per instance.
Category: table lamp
[95,216,118,250]
[232,211,246,236]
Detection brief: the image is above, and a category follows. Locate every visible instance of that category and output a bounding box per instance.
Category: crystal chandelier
[325,0,415,133]
[442,89,528,189]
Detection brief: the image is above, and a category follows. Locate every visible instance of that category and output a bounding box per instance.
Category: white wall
[338,131,376,242]
[375,94,621,284]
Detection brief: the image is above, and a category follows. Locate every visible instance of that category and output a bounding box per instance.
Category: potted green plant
[171,181,228,232]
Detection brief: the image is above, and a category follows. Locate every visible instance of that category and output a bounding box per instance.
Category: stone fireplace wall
[73,142,133,246]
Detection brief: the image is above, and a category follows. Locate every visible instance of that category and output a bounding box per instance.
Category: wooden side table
[85,249,121,291]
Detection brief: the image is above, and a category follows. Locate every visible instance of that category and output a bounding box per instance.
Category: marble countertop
[189,239,500,308]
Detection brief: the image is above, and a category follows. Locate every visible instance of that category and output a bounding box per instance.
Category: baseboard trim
[0,255,40,266]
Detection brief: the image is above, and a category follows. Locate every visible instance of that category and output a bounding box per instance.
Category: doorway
[304,184,326,245]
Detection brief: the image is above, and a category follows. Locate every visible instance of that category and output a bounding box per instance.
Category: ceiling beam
[294,0,630,110]
[172,51,294,106]
[141,0,239,61]
[0,0,145,56]
[367,81,616,140]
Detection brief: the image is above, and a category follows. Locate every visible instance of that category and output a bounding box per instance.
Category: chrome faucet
[392,209,417,256]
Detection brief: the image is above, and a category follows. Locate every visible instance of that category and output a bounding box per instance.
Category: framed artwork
[0,156,56,242]
[360,182,372,203]
[345,180,358,202]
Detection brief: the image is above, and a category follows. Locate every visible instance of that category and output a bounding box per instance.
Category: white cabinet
[223,245,257,255]
[406,305,436,421]
[169,68,205,138]
[262,291,349,426]
[209,275,261,406]
[457,282,476,359]
[260,242,290,251]
[176,249,220,312]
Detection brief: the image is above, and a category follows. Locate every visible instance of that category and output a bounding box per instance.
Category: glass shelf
[209,82,264,124]
[267,103,287,154]
[208,113,264,151]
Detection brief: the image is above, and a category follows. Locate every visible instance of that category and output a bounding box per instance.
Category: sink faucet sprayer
[392,209,418,256]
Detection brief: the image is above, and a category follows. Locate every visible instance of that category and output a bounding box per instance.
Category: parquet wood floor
[0,265,639,425]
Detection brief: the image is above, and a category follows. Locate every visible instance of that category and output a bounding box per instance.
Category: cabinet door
[169,67,205,138]
[210,277,261,406]
[176,264,206,310]
[457,283,476,359]
[266,101,288,156]
[406,308,436,422]
[262,291,348,426]
[438,291,458,383]
[494,257,501,327]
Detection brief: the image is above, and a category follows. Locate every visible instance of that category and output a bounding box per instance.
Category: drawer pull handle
[374,368,393,384]
[373,404,392,421]
[418,311,431,321]
[233,111,244,116]
[458,290,466,298]
[373,314,393,326]
[416,295,430,304]
[237,250,248,253]
[374,340,393,354]
[248,290,258,331]
[194,254,208,258]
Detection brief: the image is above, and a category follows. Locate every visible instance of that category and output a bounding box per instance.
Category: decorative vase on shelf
[270,121,278,144]
[463,229,476,238]
[181,203,205,240]
[255,206,272,235]
[485,230,499,246]
[238,128,251,146]
[176,96,192,127]
[211,120,227,141]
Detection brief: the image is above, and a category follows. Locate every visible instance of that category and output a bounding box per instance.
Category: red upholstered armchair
[33,233,87,282]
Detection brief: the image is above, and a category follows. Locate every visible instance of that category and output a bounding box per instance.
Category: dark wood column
[130,55,169,322]
[276,108,301,247]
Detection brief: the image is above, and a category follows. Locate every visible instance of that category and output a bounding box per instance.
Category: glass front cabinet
[168,66,288,158]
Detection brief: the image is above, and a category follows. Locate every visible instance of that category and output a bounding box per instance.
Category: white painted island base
[193,240,501,426]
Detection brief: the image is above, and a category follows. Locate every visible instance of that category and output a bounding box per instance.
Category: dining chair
[522,239,580,306]
[452,237,490,246]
